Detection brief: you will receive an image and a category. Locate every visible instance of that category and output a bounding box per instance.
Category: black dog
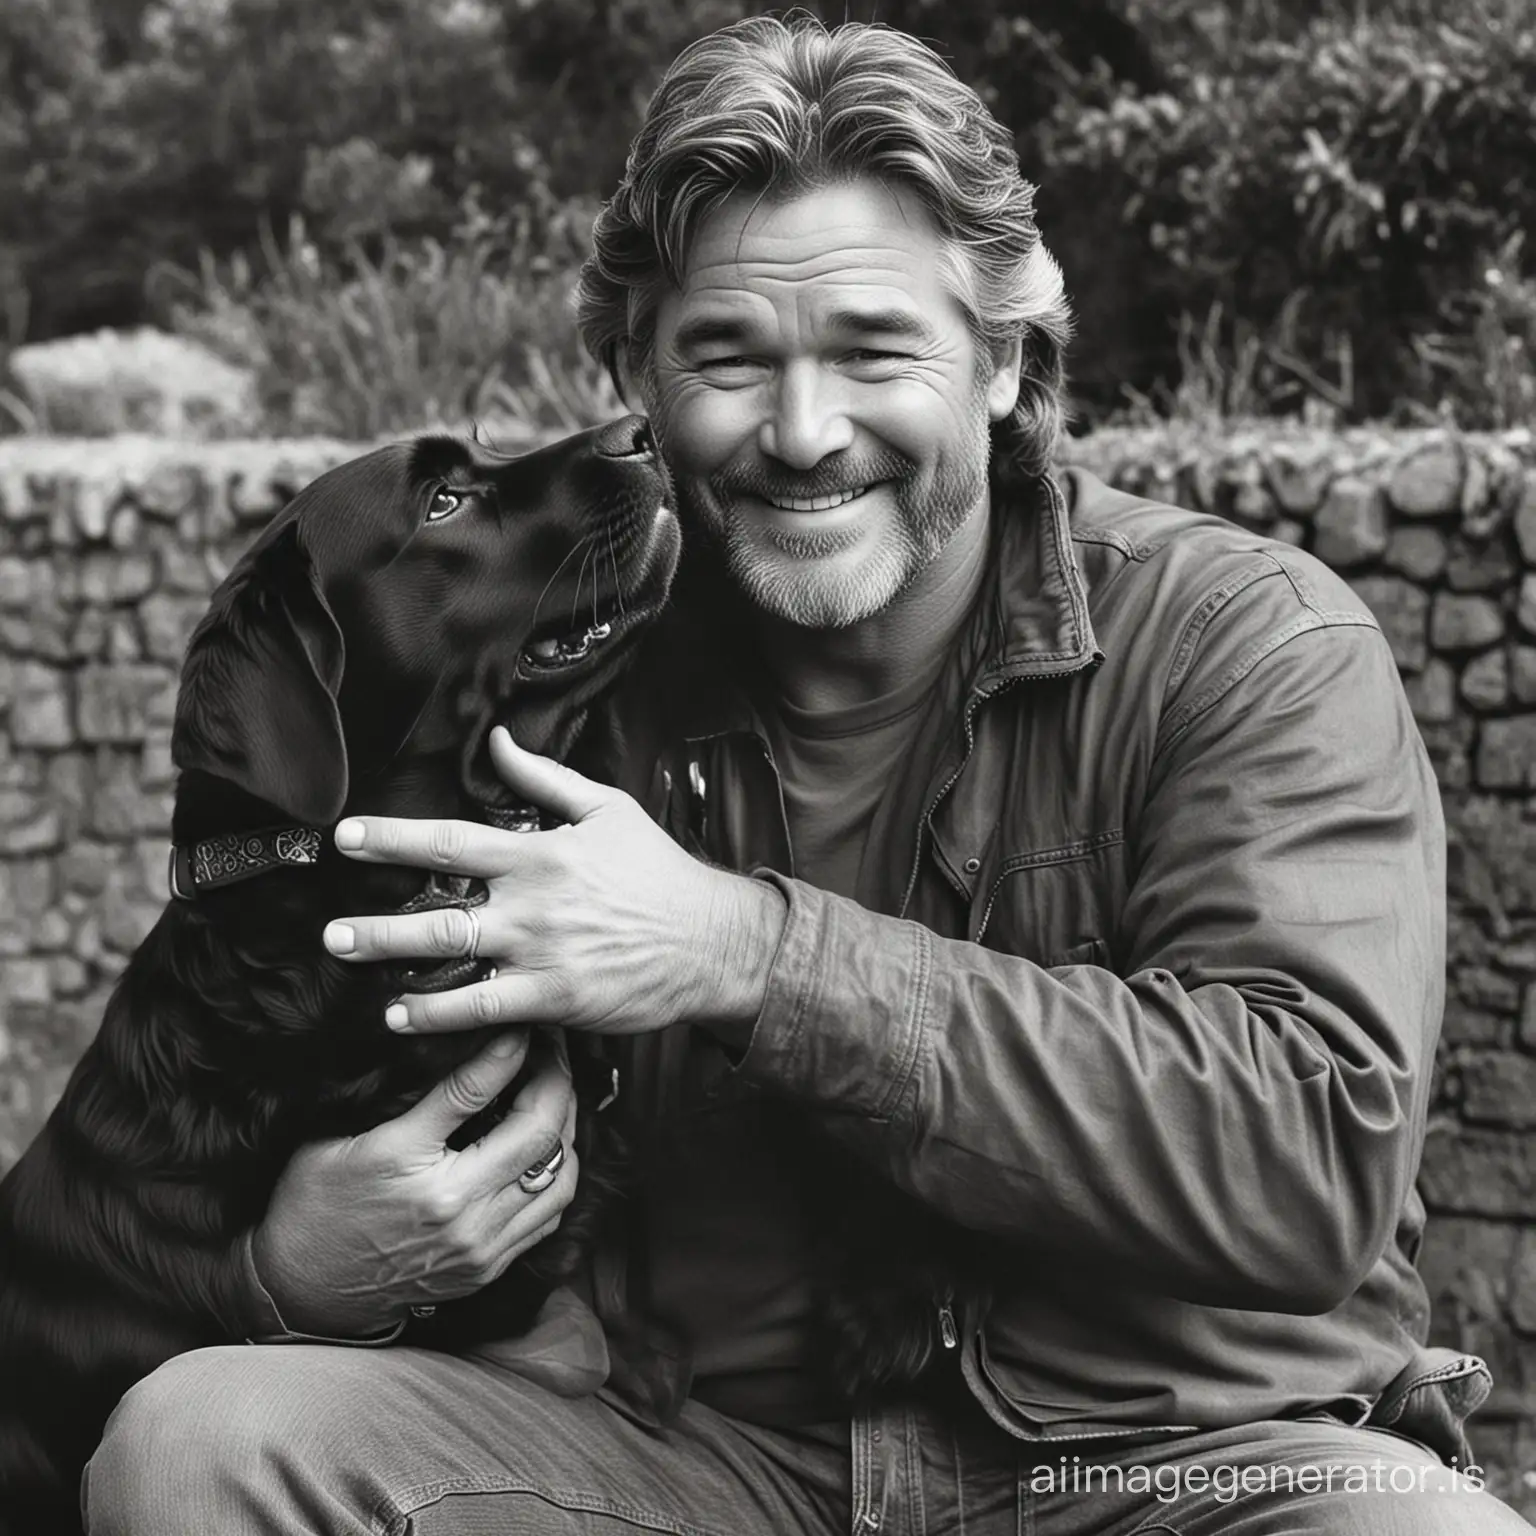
[0,416,679,1534]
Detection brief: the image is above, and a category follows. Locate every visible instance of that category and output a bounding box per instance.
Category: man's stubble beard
[667,397,994,633]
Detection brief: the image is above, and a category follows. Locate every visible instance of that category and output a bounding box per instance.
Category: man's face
[645,178,1021,630]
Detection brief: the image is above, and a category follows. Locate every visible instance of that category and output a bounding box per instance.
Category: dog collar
[168,825,325,901]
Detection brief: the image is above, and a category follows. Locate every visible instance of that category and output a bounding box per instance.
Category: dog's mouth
[518,507,678,675]
[520,611,619,671]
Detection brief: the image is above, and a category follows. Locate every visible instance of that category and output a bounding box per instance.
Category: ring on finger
[518,1142,566,1195]
[462,905,482,963]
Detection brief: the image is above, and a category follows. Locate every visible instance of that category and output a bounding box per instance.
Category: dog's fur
[0,418,680,1535]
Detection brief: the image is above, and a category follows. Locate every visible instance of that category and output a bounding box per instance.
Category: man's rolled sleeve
[731,870,934,1123]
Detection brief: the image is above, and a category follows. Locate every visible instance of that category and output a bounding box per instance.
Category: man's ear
[173,520,349,826]
[985,334,1025,422]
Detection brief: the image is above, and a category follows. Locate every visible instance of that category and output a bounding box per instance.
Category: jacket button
[963,856,981,874]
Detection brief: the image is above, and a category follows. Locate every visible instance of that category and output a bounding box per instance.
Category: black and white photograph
[1,2,1535,1532]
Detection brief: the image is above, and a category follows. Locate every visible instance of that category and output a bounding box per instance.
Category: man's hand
[321,727,787,1038]
[250,1027,577,1337]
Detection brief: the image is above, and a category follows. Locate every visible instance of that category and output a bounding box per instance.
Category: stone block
[0,802,62,854]
[1461,650,1510,711]
[1384,525,1449,582]
[1521,574,1536,637]
[1462,1053,1536,1128]
[1417,718,1474,790]
[1448,795,1536,918]
[0,556,44,609]
[1478,716,1536,790]
[1,957,53,1005]
[0,858,54,955]
[1442,1000,1508,1046]
[1419,1216,1517,1319]
[1349,576,1429,672]
[75,552,157,606]
[1446,535,1520,593]
[49,956,89,997]
[1312,477,1389,567]
[1387,439,1464,517]
[159,544,220,595]
[7,662,71,748]
[1460,966,1525,1014]
[139,593,206,664]
[1523,983,1536,1050]
[1432,593,1506,652]
[99,869,162,954]
[1271,517,1306,547]
[1515,648,1536,706]
[1516,471,1536,566]
[135,460,206,523]
[71,475,114,542]
[76,663,174,743]
[1403,658,1457,725]
[0,601,70,663]
[1420,1125,1536,1217]
[1513,1231,1536,1334]
[140,730,176,787]
[87,754,175,838]
[108,503,142,552]
[1264,444,1335,517]
[58,840,114,896]
[1460,448,1491,523]
[33,908,70,950]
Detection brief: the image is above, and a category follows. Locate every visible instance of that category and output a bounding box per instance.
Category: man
[86,16,1530,1535]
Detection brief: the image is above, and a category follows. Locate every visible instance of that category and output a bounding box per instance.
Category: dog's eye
[427,488,463,522]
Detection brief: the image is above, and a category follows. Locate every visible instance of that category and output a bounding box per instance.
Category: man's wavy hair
[576,14,1074,482]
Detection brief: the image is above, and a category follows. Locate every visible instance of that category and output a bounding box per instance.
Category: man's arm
[723,618,1442,1315]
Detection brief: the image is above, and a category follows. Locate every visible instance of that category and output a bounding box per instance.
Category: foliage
[160,194,623,440]
[1033,4,1536,425]
[3,0,1533,433]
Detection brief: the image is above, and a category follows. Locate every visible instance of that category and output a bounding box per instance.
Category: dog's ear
[173,520,349,825]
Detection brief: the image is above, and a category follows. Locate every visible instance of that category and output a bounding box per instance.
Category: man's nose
[758,360,854,468]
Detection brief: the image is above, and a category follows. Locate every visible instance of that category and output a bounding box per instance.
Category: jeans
[84,1343,1532,1535]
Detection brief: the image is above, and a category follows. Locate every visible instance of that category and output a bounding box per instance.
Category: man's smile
[757,485,872,513]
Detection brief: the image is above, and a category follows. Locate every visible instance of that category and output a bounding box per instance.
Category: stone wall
[2,426,1535,1510]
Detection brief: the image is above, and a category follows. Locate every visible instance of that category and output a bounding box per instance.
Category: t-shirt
[640,653,951,1427]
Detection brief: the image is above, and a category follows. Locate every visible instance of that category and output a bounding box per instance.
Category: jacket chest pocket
[972,830,1126,969]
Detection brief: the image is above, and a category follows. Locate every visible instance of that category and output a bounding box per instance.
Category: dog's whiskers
[527,533,597,640]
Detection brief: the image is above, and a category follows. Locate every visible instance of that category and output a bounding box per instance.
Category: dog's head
[171,416,679,839]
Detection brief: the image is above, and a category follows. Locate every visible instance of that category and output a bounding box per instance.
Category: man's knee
[83,1344,372,1535]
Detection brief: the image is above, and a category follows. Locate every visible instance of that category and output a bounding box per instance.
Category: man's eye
[427,488,463,521]
[848,349,906,363]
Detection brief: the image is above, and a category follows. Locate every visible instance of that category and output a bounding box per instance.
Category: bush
[1034,5,1536,425]
[159,192,623,439]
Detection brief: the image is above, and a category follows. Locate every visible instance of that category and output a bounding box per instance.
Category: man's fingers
[490,727,616,824]
[390,1029,532,1146]
[325,904,485,963]
[329,814,525,878]
[455,1031,574,1195]
[385,971,564,1034]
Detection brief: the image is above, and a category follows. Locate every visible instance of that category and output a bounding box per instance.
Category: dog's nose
[593,415,655,460]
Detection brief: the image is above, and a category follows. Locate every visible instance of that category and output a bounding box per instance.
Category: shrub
[1035,6,1536,425]
[160,192,623,439]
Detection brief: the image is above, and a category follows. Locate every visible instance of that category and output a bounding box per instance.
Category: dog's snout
[593,415,655,460]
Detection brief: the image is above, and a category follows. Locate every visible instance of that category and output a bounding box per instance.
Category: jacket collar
[660,466,1101,743]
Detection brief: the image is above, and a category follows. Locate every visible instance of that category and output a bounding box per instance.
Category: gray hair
[576,14,1074,479]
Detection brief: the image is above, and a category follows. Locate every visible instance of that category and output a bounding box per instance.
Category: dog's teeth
[585,622,612,643]
[558,636,591,660]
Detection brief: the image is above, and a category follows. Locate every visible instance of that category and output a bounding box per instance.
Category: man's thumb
[400,1029,530,1145]
[489,727,612,823]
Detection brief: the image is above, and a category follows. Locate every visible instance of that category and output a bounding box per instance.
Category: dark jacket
[608,464,1488,1456]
